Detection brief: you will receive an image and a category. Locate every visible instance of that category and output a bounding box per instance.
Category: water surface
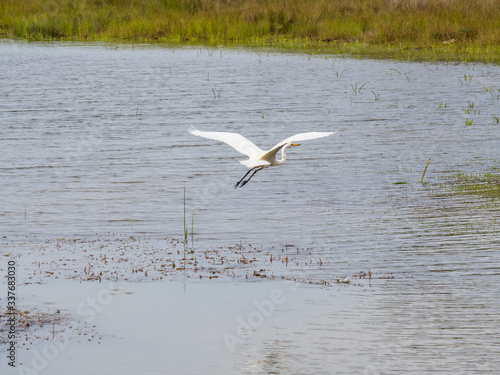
[1,41,499,374]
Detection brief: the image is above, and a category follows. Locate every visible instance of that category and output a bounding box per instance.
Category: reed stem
[421,158,431,185]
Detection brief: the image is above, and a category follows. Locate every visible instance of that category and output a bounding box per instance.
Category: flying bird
[189,127,338,188]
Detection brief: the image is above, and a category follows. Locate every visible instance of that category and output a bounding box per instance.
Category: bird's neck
[275,144,289,165]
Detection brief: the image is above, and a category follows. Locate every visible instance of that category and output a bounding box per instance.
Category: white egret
[189,127,338,188]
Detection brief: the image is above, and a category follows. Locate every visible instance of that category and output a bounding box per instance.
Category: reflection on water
[10,280,498,375]
[1,41,499,374]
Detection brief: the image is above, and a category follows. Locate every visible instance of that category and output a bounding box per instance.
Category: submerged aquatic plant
[184,187,187,241]
[372,91,382,102]
[405,70,416,83]
[191,210,195,244]
[444,168,500,201]
[350,81,369,95]
[336,68,350,77]
[183,187,195,244]
[421,158,431,185]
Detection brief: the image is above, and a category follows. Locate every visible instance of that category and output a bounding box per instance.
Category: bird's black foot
[234,180,247,188]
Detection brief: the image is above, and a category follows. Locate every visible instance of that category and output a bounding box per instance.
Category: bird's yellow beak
[291,143,300,146]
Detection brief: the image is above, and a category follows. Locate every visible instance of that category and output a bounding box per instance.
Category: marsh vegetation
[444,167,500,202]
[1,0,500,62]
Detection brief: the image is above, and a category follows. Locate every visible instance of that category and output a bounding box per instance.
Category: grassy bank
[1,0,500,62]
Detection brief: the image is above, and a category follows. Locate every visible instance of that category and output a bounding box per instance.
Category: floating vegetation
[442,168,500,201]
[0,307,103,347]
[0,237,386,288]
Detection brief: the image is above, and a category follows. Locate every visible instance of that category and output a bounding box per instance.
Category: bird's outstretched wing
[263,131,338,159]
[189,127,264,158]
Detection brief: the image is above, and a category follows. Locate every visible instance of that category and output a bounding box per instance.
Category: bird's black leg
[235,168,256,188]
[239,167,263,188]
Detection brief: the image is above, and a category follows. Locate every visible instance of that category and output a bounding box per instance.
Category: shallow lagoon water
[4,277,499,374]
[4,281,364,375]
[1,41,500,246]
[1,41,500,374]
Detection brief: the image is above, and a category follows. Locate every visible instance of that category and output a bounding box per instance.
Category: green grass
[1,0,500,62]
[446,168,500,201]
